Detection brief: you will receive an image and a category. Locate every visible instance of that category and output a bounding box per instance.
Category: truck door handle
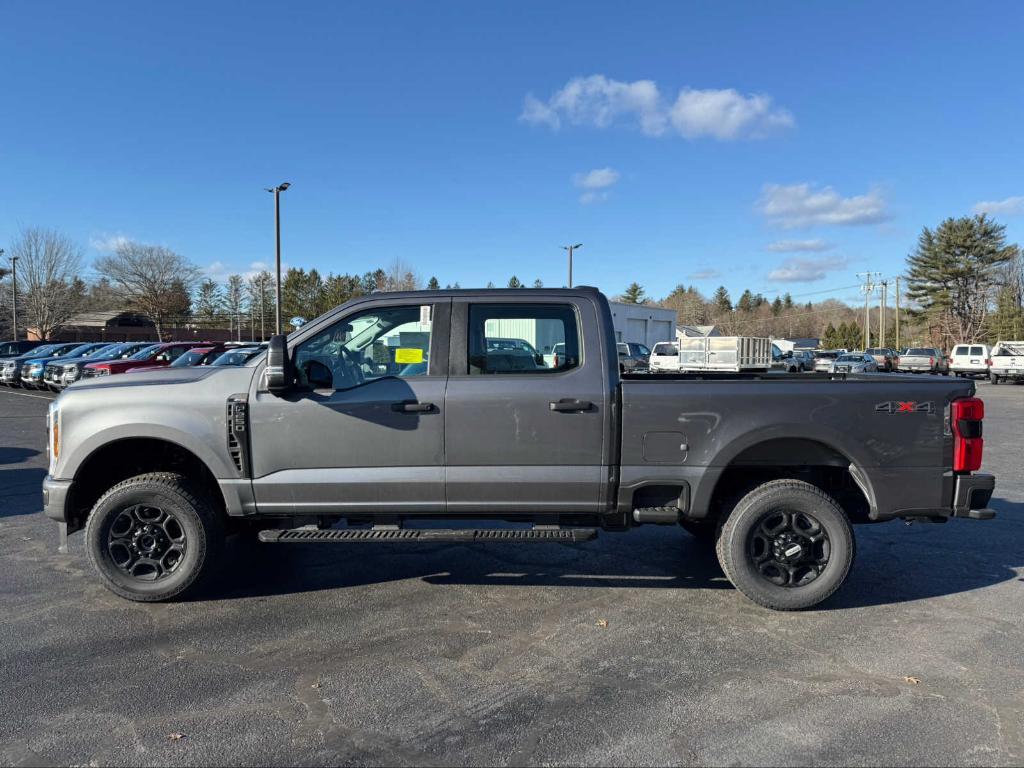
[549,399,593,412]
[391,401,435,413]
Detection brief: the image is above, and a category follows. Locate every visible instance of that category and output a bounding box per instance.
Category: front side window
[637,344,651,356]
[469,304,578,375]
[295,304,434,389]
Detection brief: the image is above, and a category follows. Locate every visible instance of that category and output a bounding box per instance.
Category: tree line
[2,214,1021,348]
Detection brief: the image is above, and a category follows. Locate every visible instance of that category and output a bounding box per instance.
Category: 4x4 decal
[875,400,935,414]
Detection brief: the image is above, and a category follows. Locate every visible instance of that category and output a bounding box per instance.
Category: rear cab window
[468,304,579,375]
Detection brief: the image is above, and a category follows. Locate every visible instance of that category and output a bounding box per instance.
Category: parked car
[209,345,267,366]
[50,342,155,389]
[648,341,680,372]
[988,341,1024,384]
[127,344,227,373]
[830,352,879,374]
[21,343,109,389]
[45,343,121,390]
[0,340,46,358]
[948,343,991,378]
[43,287,995,612]
[865,348,896,372]
[813,350,841,372]
[771,344,811,372]
[0,343,68,386]
[82,342,207,377]
[617,342,651,373]
[897,347,949,375]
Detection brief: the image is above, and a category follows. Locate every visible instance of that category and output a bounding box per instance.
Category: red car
[82,342,210,378]
[126,344,228,373]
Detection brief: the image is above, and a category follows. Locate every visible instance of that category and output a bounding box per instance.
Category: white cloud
[972,196,1024,217]
[758,183,889,228]
[521,75,793,140]
[765,239,833,253]
[89,233,130,253]
[204,260,281,285]
[573,167,620,204]
[768,255,849,283]
[688,268,722,280]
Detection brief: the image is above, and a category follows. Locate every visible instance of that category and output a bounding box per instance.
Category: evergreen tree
[737,289,754,312]
[621,282,646,304]
[906,214,1018,346]
[783,292,794,310]
[427,276,440,290]
[507,276,523,289]
[712,285,732,313]
[193,279,224,328]
[533,278,544,288]
[771,296,783,316]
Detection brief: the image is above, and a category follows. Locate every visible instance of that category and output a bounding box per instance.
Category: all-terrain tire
[85,472,225,602]
[715,479,855,611]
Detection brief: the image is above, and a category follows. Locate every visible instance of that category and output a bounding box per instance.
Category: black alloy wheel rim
[107,505,187,581]
[749,509,831,588]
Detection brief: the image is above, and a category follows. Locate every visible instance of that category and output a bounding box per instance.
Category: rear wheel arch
[695,436,875,528]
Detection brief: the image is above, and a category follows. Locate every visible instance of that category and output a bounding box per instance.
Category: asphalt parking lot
[1,381,1022,767]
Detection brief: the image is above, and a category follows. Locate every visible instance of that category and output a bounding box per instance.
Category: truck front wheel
[715,480,854,611]
[84,472,225,602]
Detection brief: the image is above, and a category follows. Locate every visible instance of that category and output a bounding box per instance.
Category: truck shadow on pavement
[0,447,39,465]
[199,498,1022,610]
[0,467,47,518]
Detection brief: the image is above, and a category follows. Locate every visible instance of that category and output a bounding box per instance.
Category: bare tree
[385,258,421,291]
[6,227,84,339]
[94,241,200,340]
[224,274,245,341]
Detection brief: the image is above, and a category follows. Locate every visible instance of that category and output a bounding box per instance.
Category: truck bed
[617,373,976,521]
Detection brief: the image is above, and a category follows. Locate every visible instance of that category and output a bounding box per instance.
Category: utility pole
[894,276,901,352]
[265,182,291,334]
[880,280,887,348]
[9,252,18,342]
[857,272,879,350]
[259,274,266,341]
[562,243,583,288]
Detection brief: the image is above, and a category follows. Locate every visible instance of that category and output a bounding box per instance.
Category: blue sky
[2,1,1023,305]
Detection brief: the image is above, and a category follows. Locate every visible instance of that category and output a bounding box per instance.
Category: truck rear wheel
[715,480,854,611]
[84,472,224,602]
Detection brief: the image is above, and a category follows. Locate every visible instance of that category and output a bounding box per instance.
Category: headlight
[63,364,77,372]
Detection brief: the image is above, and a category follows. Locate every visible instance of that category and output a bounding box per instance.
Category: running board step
[258,527,598,543]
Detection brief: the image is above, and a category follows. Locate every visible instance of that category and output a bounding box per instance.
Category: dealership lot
[0,383,1022,766]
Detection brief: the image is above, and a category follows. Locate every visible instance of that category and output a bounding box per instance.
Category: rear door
[444,297,609,513]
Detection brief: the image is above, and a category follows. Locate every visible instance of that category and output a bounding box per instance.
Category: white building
[608,302,677,347]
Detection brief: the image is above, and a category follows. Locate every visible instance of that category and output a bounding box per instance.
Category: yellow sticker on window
[395,348,424,364]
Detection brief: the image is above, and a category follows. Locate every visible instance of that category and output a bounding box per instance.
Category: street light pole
[265,182,291,334]
[10,253,18,342]
[562,243,583,288]
[259,274,266,341]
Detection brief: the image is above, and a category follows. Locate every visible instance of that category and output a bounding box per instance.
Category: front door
[443,298,609,514]
[248,299,450,515]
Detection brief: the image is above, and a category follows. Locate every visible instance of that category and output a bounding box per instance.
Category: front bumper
[42,475,75,526]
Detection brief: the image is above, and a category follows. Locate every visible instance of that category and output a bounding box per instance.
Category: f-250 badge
[875,400,935,414]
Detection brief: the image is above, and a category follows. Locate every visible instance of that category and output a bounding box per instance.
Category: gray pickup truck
[43,287,996,610]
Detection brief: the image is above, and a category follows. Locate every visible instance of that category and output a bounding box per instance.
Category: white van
[949,343,991,378]
[648,341,680,371]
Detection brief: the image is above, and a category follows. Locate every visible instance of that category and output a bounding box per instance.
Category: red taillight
[553,354,559,368]
[929,356,935,366]
[951,397,984,472]
[985,359,992,367]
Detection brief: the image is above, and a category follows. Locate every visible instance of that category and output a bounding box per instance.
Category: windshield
[170,349,210,367]
[128,344,163,361]
[23,344,59,358]
[653,343,678,355]
[211,348,262,366]
[85,344,116,358]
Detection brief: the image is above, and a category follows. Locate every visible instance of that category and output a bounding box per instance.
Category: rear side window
[469,304,579,375]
